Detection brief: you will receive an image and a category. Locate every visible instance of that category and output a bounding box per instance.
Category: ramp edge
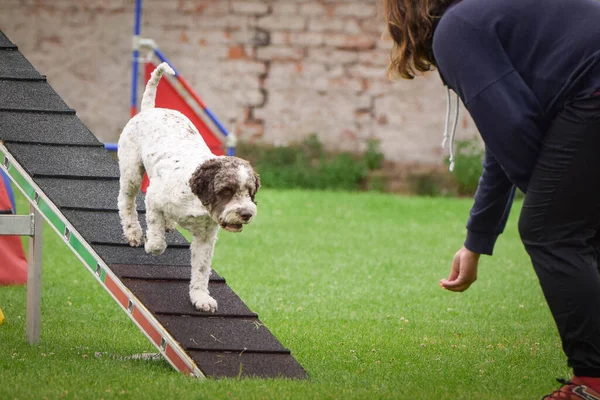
[0,144,204,379]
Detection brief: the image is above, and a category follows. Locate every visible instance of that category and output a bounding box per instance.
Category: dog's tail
[140,62,175,112]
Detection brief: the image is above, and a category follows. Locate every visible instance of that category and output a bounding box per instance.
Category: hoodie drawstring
[441,86,460,172]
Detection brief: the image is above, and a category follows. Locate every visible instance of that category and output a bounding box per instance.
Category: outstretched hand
[440,246,480,292]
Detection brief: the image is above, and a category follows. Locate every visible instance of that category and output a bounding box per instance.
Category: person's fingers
[439,252,461,287]
[448,254,460,281]
[440,247,479,292]
[442,280,472,292]
[441,267,475,291]
[440,275,467,289]
[442,265,477,289]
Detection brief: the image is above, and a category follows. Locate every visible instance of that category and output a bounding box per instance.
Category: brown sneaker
[542,378,600,399]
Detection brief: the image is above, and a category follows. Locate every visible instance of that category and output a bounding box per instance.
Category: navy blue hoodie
[432,0,600,255]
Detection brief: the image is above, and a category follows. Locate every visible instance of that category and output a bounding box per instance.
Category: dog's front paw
[123,224,144,247]
[144,239,167,256]
[190,292,218,313]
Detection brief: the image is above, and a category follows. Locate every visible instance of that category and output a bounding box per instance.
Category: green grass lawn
[0,188,569,399]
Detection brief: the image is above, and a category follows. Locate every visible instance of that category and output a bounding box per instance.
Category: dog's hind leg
[165,219,177,233]
[117,137,144,247]
[144,188,167,255]
[189,223,219,312]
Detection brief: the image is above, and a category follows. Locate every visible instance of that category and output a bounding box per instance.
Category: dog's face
[189,157,260,232]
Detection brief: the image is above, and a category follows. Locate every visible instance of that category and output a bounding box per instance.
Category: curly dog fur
[117,62,260,312]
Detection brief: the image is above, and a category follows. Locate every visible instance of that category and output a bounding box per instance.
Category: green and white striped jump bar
[0,143,204,378]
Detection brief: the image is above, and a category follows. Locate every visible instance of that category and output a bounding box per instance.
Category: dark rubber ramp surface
[0,111,100,145]
[187,351,308,379]
[34,177,146,212]
[110,264,195,280]
[0,80,72,112]
[95,245,192,266]
[0,51,42,80]
[155,315,288,353]
[4,143,119,179]
[110,264,225,282]
[0,31,16,48]
[61,209,189,247]
[123,279,257,318]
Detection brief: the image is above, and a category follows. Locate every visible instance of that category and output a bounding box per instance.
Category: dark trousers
[519,94,600,377]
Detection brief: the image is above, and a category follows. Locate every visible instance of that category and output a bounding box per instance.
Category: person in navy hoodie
[382,0,600,398]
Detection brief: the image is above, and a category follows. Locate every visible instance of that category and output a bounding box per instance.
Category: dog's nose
[239,210,253,222]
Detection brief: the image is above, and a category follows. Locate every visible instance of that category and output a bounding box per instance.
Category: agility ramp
[0,30,307,379]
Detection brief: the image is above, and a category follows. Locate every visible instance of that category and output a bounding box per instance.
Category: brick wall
[1,0,479,164]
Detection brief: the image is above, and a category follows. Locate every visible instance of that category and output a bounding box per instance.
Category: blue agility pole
[104,143,118,152]
[130,0,142,118]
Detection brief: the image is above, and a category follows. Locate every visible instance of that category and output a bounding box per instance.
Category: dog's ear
[253,171,261,193]
[189,158,222,207]
[249,170,261,203]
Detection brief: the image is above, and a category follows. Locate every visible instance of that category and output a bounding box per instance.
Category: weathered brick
[175,1,229,15]
[143,0,182,12]
[370,74,478,162]
[192,14,254,30]
[162,14,198,32]
[258,15,306,31]
[308,17,345,32]
[364,78,395,96]
[299,2,328,16]
[231,1,269,16]
[225,60,268,76]
[328,65,345,78]
[190,44,231,59]
[344,19,362,34]
[228,45,248,59]
[333,2,377,18]
[230,28,259,45]
[235,74,262,91]
[359,49,390,67]
[354,94,373,110]
[238,119,265,140]
[272,3,297,15]
[360,15,384,35]
[256,90,365,151]
[186,29,231,45]
[307,48,359,65]
[256,46,305,62]
[348,64,387,79]
[267,62,327,89]
[4,0,27,6]
[271,31,325,47]
[324,33,377,50]
[78,0,127,11]
[270,31,291,46]
[377,35,395,50]
[355,109,373,124]
[317,77,364,93]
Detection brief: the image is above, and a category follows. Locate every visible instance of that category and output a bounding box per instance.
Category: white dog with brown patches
[117,62,260,312]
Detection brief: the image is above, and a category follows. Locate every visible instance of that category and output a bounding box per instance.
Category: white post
[26,204,43,345]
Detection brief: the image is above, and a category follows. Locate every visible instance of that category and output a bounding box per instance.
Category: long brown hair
[383,0,454,79]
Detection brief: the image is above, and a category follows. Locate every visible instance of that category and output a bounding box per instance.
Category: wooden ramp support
[0,30,307,379]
